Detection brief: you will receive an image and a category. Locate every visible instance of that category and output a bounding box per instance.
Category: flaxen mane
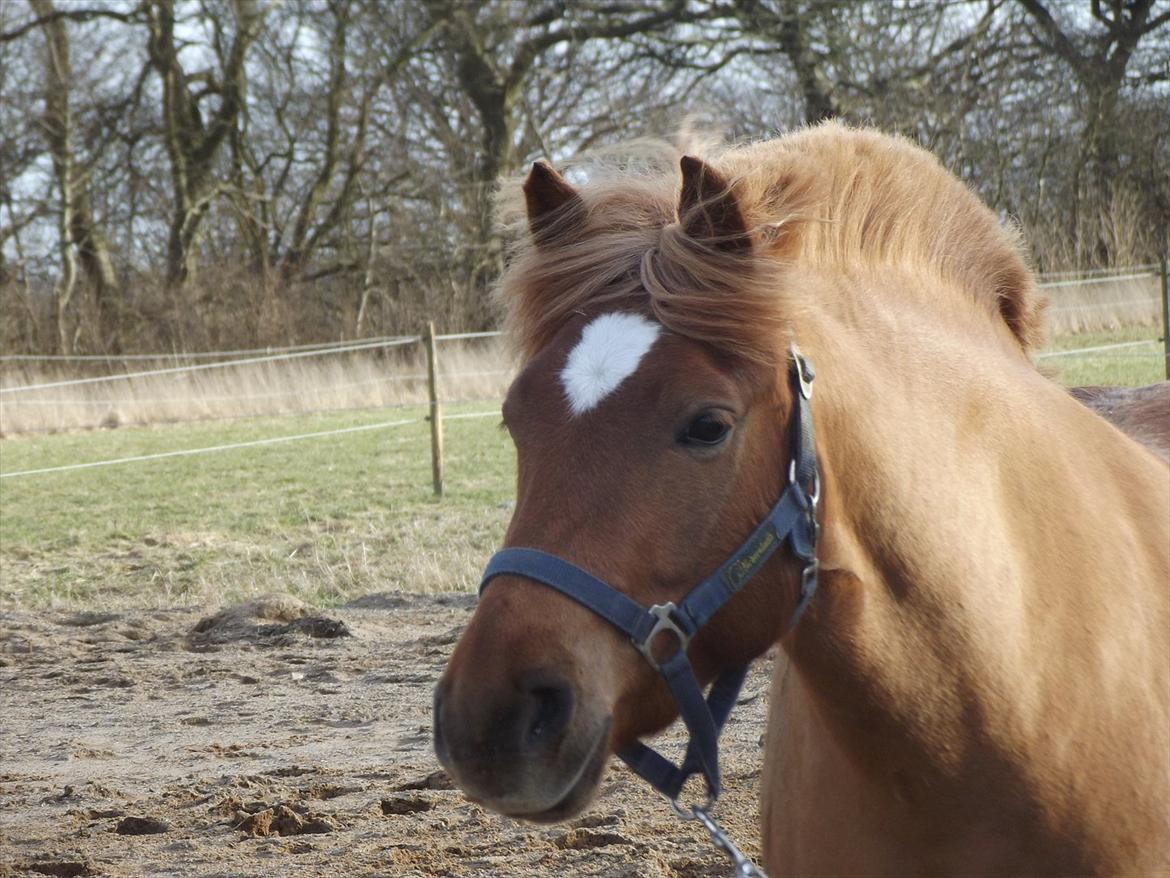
[495,121,1045,366]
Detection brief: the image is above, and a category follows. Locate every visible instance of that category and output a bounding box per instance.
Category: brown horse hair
[494,121,1047,368]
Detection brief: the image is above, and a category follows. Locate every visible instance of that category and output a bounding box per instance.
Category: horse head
[433,156,812,821]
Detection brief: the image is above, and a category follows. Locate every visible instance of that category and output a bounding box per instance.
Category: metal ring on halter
[633,602,691,672]
[669,790,716,820]
[801,560,819,599]
[787,460,820,506]
[791,344,815,400]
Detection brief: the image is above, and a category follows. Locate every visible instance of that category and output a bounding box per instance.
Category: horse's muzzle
[432,669,611,821]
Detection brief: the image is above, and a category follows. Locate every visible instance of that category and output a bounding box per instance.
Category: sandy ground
[0,593,773,877]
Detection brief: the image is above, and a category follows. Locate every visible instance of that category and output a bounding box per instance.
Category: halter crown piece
[479,346,820,873]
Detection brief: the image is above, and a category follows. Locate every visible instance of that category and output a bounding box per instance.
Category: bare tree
[1019,0,1167,183]
[1,0,1167,353]
[145,0,267,285]
[410,1,712,324]
[1017,0,1170,259]
[31,0,83,351]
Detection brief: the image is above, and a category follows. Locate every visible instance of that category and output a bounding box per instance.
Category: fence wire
[0,403,504,480]
[0,335,418,363]
[1034,340,1162,359]
[1037,271,1156,290]
[0,336,423,394]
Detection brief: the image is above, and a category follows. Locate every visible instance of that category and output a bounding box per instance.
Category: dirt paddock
[0,594,772,877]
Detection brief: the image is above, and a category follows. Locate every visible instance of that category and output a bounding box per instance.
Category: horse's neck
[783,272,1170,861]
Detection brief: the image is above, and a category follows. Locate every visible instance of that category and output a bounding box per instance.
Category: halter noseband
[479,346,820,806]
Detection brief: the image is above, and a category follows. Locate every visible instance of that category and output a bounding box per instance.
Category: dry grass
[3,270,1164,437]
[0,337,513,435]
[1039,269,1163,335]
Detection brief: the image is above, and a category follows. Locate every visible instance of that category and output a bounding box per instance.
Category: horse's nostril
[525,681,573,747]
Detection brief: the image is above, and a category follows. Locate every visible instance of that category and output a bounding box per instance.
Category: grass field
[0,401,513,609]
[1,327,1165,611]
[1038,325,1166,386]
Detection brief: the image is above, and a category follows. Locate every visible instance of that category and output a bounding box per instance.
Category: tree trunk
[734,0,840,124]
[71,187,120,341]
[444,17,513,326]
[32,0,78,352]
[146,0,265,286]
[33,0,120,351]
[355,197,378,338]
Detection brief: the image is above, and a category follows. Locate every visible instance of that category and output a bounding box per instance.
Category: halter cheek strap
[479,347,820,804]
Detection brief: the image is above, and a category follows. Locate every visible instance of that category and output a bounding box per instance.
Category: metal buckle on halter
[790,344,815,400]
[800,559,819,600]
[787,460,820,564]
[787,459,821,507]
[634,602,691,671]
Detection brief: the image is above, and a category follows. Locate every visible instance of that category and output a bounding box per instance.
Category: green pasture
[0,327,1164,611]
[1038,326,1166,387]
[0,402,514,610]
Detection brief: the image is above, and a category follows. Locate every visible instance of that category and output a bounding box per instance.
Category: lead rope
[675,803,768,877]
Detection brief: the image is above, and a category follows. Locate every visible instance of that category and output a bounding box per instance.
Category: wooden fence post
[1161,256,1169,381]
[424,322,444,497]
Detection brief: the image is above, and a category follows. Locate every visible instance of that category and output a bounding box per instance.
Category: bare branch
[0,5,138,44]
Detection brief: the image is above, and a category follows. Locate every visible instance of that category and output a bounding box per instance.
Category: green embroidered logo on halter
[722,527,778,591]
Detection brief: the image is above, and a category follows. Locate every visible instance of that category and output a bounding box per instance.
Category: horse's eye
[681,413,731,446]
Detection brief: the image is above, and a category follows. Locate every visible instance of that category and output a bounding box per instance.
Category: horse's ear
[523,161,584,247]
[678,155,750,254]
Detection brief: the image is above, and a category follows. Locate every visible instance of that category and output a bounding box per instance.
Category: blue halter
[479,347,820,805]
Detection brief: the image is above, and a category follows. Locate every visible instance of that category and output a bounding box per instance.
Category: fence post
[1161,256,1169,381]
[424,322,444,497]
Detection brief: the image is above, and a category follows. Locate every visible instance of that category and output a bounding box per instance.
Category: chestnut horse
[434,123,1170,875]
[1072,382,1170,462]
